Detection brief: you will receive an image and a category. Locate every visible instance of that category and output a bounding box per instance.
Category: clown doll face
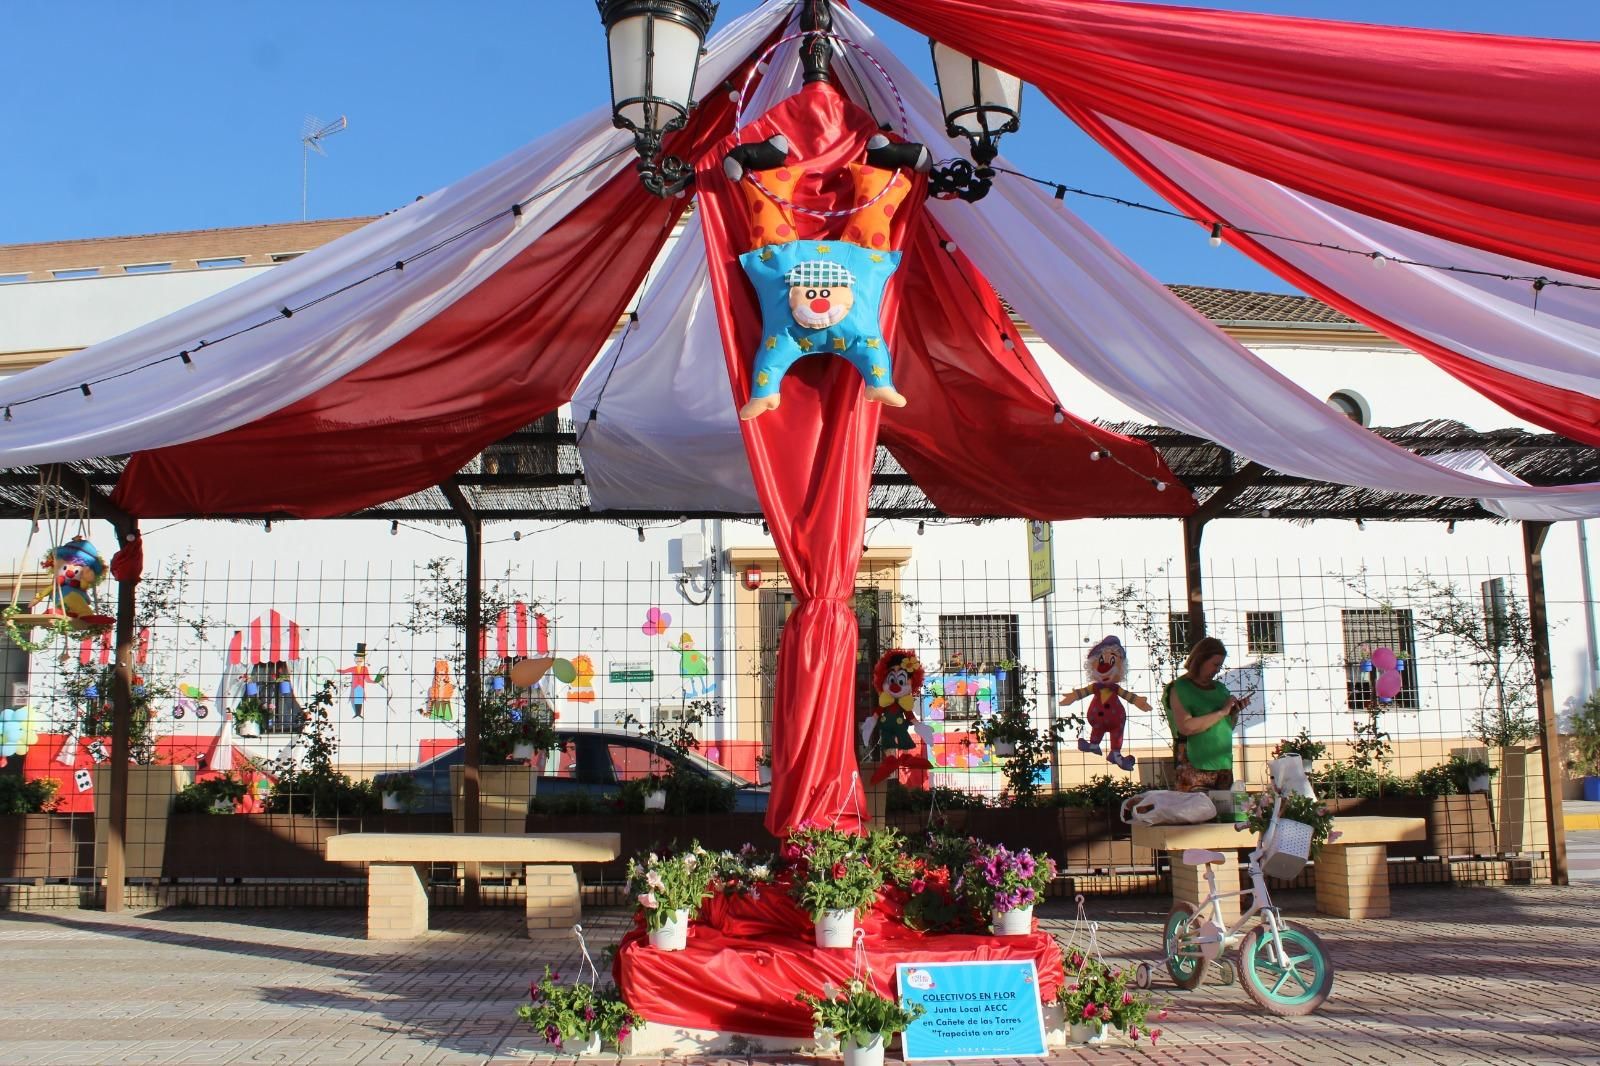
[1087,642,1127,686]
[788,280,854,329]
[882,661,916,701]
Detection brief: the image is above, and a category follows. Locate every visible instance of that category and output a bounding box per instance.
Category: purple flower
[543,1023,561,1044]
[618,1026,631,1042]
[584,1006,597,1022]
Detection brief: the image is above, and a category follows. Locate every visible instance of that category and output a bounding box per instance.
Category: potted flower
[707,844,775,900]
[233,697,265,738]
[626,844,714,951]
[1446,752,1496,795]
[797,978,925,1066]
[785,824,889,947]
[517,964,642,1055]
[961,843,1055,934]
[755,748,773,786]
[1057,952,1166,1045]
[1242,788,1336,880]
[380,773,421,812]
[1271,728,1328,775]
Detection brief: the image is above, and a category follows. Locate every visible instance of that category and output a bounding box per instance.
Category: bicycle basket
[1261,817,1314,880]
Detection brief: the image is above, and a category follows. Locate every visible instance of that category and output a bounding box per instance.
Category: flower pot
[991,904,1034,935]
[814,908,856,948]
[1301,758,1316,778]
[566,1031,602,1056]
[1070,1022,1120,1045]
[512,741,538,762]
[235,718,261,738]
[1042,1003,1068,1046]
[642,788,667,812]
[1468,773,1491,794]
[757,765,772,786]
[842,1033,885,1066]
[811,1028,841,1055]
[648,908,690,951]
[243,681,259,696]
[1586,776,1600,803]
[278,680,292,695]
[993,740,1017,757]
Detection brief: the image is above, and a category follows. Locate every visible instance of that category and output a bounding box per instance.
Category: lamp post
[928,41,1024,202]
[597,0,719,197]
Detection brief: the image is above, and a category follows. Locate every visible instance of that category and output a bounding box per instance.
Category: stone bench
[325,832,621,940]
[1133,815,1426,922]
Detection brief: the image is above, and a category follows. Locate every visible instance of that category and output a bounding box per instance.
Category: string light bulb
[917,521,925,536]
[513,530,523,542]
[79,383,92,399]
[3,407,10,422]
[1447,520,1456,534]
[1370,252,1386,268]
[1051,404,1065,424]
[637,526,645,542]
[1209,222,1223,247]
[264,520,273,532]
[179,350,193,369]
[1153,480,1168,492]
[390,520,399,536]
[1356,517,1366,530]
[1089,450,1102,461]
[761,520,769,536]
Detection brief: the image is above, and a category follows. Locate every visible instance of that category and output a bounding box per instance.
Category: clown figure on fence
[1059,635,1151,772]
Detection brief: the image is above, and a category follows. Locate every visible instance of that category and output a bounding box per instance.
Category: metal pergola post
[105,522,138,912]
[1522,520,1569,885]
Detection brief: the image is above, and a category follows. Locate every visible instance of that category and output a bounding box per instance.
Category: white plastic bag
[1120,790,1218,826]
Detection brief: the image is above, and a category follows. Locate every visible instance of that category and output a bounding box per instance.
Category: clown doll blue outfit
[1060,635,1151,772]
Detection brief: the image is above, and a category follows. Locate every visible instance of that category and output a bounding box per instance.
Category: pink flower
[646,871,664,889]
[1070,952,1084,968]
[910,878,927,895]
[638,891,658,909]
[1081,1003,1097,1020]
[1156,1009,1169,1021]
[1129,1026,1140,1041]
[1122,991,1133,1006]
[1067,982,1079,992]
[1151,1028,1162,1046]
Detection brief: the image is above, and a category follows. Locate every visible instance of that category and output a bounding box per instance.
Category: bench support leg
[367,862,430,940]
[1316,844,1390,918]
[1170,855,1240,926]
[526,864,581,938]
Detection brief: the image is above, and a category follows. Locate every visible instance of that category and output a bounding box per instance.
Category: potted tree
[1569,691,1600,802]
[797,978,925,1066]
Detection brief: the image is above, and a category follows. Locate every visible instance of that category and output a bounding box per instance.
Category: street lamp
[928,41,1023,202]
[597,0,719,197]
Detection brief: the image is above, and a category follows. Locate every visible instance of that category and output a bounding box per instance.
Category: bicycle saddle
[1181,848,1229,866]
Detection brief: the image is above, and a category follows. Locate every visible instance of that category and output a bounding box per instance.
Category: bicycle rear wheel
[1162,902,1209,990]
[1237,924,1333,1015]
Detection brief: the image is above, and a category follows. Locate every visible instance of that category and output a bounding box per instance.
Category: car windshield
[679,747,755,787]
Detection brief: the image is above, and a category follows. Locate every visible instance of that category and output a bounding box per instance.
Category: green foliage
[526,791,602,815]
[1349,710,1392,775]
[1054,774,1143,809]
[478,685,558,766]
[1242,788,1335,858]
[378,773,422,812]
[705,844,776,898]
[625,843,715,931]
[1271,728,1327,763]
[172,774,248,815]
[266,680,380,817]
[617,771,735,815]
[885,780,987,812]
[0,775,60,814]
[785,825,889,919]
[798,978,925,1043]
[231,697,266,733]
[890,831,981,934]
[976,667,1065,806]
[1567,691,1600,778]
[517,965,642,1049]
[1058,952,1166,1042]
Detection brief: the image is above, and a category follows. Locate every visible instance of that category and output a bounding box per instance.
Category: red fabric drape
[112,83,750,519]
[1066,106,1600,449]
[880,218,1191,518]
[865,0,1600,281]
[699,84,913,836]
[616,883,1063,1036]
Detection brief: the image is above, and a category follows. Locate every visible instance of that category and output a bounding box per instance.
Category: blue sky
[2,1,1594,292]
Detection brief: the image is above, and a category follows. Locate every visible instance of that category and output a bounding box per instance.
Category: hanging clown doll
[1059,635,1151,772]
[859,648,933,786]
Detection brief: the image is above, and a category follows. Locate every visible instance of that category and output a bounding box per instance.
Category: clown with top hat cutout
[1059,635,1151,772]
[860,648,934,786]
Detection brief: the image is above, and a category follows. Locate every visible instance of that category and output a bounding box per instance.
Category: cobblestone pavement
[0,883,1597,1066]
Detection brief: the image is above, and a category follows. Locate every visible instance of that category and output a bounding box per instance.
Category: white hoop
[733,31,912,220]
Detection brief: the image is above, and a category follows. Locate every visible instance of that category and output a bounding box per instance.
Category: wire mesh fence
[0,542,1570,893]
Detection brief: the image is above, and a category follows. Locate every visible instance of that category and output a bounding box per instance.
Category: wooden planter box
[0,813,92,881]
[1058,806,1151,871]
[162,813,450,880]
[1326,794,1493,858]
[964,807,1064,863]
[94,765,190,880]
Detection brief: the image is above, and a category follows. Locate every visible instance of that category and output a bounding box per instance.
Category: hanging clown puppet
[859,648,933,786]
[1059,635,1151,772]
[724,6,929,421]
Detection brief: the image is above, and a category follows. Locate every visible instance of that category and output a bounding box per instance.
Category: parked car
[372,729,767,814]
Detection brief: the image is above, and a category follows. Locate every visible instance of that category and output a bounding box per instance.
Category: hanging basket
[1260,817,1314,880]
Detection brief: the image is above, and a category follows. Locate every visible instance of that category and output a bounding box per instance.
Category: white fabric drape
[829,7,1600,520]
[1106,118,1600,399]
[0,1,788,469]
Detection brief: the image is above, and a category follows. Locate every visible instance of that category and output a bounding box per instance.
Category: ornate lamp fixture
[596,0,720,197]
[928,41,1024,202]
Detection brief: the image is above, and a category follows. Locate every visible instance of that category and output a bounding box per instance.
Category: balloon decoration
[0,706,40,766]
[641,607,672,637]
[1369,646,1406,704]
[510,657,555,689]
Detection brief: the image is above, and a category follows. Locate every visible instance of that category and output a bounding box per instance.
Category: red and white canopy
[0,0,1594,520]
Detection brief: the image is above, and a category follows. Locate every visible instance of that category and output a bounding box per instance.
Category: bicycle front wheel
[1162,902,1209,990]
[1237,924,1333,1015]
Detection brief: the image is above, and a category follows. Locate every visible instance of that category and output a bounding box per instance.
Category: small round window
[1326,389,1371,427]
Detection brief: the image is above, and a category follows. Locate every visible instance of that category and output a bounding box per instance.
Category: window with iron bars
[937,613,1021,721]
[1342,608,1419,709]
[1246,610,1284,656]
[1167,613,1193,663]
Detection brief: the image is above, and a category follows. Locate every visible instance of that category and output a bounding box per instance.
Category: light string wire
[0,144,634,418]
[993,165,1600,298]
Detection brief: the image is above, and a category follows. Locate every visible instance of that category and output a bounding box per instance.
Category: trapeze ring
[734,30,913,220]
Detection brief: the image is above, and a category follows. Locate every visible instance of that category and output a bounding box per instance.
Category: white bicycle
[1136,758,1335,1015]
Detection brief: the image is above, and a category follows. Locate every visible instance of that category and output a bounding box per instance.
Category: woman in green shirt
[1164,636,1242,792]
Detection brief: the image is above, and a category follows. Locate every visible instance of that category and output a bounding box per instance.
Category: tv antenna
[300,114,348,220]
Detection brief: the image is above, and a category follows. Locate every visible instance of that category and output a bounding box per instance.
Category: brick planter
[0,814,92,880]
[162,813,450,880]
